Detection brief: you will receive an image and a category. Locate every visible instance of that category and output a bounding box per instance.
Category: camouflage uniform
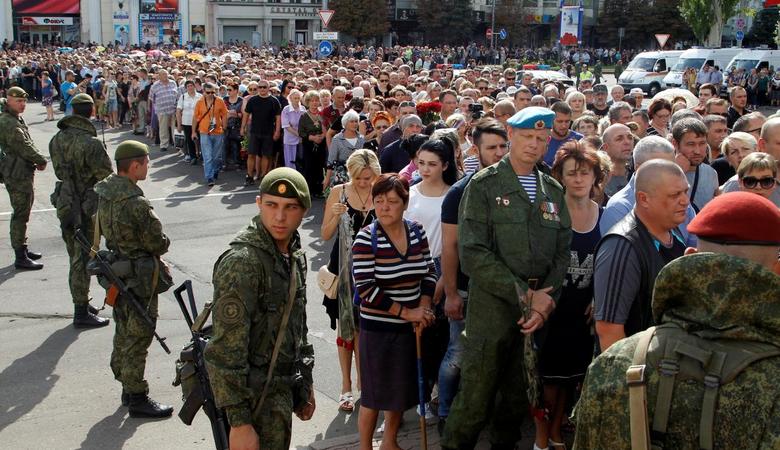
[49,114,113,306]
[205,215,314,449]
[442,155,572,449]
[0,106,47,250]
[94,173,170,394]
[573,253,780,450]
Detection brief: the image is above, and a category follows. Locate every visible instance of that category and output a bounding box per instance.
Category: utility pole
[491,0,496,50]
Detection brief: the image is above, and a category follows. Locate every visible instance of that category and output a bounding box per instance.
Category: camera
[468,103,484,120]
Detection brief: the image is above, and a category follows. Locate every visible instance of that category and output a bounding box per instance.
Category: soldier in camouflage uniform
[94,140,173,418]
[0,86,48,270]
[442,107,572,450]
[205,167,315,450]
[49,93,113,328]
[573,192,780,450]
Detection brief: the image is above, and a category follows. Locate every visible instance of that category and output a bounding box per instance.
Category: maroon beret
[688,192,780,245]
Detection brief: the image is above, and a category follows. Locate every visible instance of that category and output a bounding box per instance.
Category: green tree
[328,0,389,42]
[679,0,740,45]
[417,0,474,45]
[493,0,529,47]
[745,7,779,47]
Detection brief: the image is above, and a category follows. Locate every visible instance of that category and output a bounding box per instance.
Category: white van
[723,48,780,75]
[662,47,743,88]
[617,51,683,96]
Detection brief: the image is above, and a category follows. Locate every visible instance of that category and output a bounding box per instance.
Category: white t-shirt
[404,184,446,259]
[177,91,203,126]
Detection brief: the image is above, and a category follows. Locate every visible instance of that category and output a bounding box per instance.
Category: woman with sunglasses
[737,152,779,205]
[365,111,393,153]
[374,71,391,98]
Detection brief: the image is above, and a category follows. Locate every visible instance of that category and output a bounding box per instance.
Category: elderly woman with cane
[353,173,438,450]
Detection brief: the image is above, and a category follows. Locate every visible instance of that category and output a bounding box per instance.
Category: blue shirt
[60,81,76,103]
[599,176,698,247]
[544,130,583,166]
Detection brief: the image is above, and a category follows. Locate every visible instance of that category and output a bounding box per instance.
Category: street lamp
[490,0,496,50]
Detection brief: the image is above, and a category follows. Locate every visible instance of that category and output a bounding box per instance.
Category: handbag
[317,265,338,299]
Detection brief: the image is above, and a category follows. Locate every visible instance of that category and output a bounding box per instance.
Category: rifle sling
[253,256,298,417]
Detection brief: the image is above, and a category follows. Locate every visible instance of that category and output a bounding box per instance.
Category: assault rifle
[173,280,230,450]
[74,229,171,354]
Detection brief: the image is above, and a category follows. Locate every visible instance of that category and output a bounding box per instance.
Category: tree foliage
[745,7,779,48]
[328,0,389,42]
[597,0,693,48]
[493,0,530,47]
[416,0,475,45]
[679,0,740,45]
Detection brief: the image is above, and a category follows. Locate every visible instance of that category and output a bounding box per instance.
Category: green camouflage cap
[259,167,311,210]
[114,140,149,161]
[70,93,94,105]
[6,86,28,98]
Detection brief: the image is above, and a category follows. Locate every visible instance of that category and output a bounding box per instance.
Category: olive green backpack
[627,323,780,450]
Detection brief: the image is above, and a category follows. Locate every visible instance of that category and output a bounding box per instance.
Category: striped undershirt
[517,173,537,203]
[352,221,438,332]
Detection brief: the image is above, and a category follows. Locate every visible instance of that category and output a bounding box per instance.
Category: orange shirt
[193,96,228,135]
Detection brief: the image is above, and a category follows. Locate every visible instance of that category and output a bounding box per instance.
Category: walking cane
[415,325,428,450]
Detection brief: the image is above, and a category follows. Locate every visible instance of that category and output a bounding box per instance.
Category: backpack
[627,322,780,450]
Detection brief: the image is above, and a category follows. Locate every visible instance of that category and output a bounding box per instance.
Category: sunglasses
[399,101,416,108]
[379,79,389,82]
[258,86,269,89]
[204,91,215,94]
[742,176,777,189]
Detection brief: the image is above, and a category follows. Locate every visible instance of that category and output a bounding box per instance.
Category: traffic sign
[319,10,335,28]
[499,28,507,40]
[314,31,338,40]
[486,28,493,38]
[736,30,745,41]
[319,40,333,56]
[736,17,746,30]
[655,33,670,48]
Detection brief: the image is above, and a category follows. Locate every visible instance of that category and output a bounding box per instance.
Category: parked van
[662,47,743,88]
[617,50,683,96]
[723,48,780,77]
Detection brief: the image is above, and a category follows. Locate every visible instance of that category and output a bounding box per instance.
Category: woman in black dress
[320,149,381,413]
[298,90,327,197]
[535,142,604,450]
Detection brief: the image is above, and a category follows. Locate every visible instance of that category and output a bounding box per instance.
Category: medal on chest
[541,201,561,222]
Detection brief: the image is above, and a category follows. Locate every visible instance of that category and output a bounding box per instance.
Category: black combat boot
[73,304,110,329]
[22,245,42,260]
[128,393,174,418]
[14,247,43,270]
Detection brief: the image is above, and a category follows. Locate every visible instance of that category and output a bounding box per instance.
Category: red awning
[13,0,79,14]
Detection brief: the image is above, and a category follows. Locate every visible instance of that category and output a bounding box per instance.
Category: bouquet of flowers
[416,101,442,126]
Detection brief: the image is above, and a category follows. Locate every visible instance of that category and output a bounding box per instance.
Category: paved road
[0,102,361,449]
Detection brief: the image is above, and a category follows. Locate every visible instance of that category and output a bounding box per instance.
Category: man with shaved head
[593,159,689,351]
[601,123,634,196]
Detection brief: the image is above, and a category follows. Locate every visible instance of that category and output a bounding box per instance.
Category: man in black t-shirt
[241,81,281,183]
[587,83,610,119]
[436,118,509,432]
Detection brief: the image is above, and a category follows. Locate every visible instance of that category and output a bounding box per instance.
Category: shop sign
[140,13,180,21]
[269,6,317,17]
[21,17,74,25]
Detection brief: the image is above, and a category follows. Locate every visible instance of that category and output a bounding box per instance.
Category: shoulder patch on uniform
[215,295,246,326]
[541,173,564,192]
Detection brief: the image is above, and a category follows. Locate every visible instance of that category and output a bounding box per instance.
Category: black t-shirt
[441,172,476,292]
[711,156,736,186]
[245,95,281,136]
[587,103,610,119]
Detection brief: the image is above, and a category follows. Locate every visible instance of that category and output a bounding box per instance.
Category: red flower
[416,101,442,115]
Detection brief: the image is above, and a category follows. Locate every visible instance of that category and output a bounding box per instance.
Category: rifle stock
[74,229,171,354]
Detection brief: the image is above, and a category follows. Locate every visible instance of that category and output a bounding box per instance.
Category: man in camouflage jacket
[49,93,113,328]
[94,140,173,419]
[574,192,780,449]
[205,167,315,450]
[0,86,47,270]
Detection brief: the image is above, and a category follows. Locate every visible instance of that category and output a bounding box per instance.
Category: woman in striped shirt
[353,173,437,450]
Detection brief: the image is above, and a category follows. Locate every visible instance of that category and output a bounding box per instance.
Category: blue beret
[506,106,555,130]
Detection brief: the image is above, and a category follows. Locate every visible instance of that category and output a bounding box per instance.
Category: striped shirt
[517,173,537,203]
[463,155,480,175]
[352,220,438,332]
[150,80,179,115]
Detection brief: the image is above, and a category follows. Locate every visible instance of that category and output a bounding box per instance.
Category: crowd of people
[1,39,779,450]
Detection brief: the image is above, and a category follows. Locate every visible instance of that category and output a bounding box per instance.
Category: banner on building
[140,14,182,45]
[192,25,206,43]
[13,0,79,14]
[21,16,74,25]
[141,0,178,13]
[559,4,583,46]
